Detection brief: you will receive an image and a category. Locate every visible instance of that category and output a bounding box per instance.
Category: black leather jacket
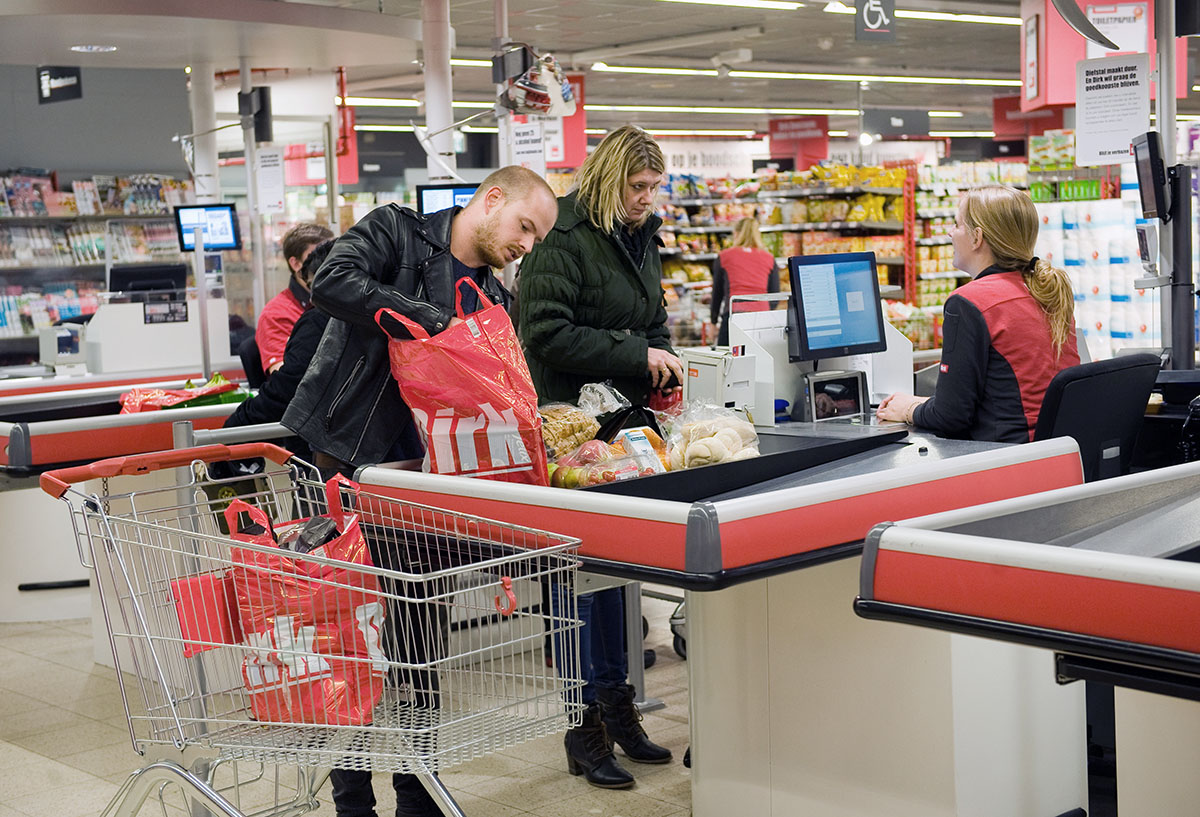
[282,204,511,467]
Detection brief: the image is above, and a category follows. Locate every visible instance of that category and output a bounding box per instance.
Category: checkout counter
[0,296,242,622]
[858,460,1200,816]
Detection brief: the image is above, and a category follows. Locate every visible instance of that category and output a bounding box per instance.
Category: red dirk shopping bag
[376,278,549,486]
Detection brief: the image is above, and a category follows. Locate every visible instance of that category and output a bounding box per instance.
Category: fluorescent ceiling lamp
[586,103,859,115]
[647,128,761,136]
[339,96,494,109]
[822,1,1019,24]
[928,111,964,117]
[462,125,500,132]
[355,124,416,132]
[655,0,803,9]
[929,130,996,137]
[828,130,850,136]
[70,44,118,53]
[450,58,492,67]
[728,69,1020,86]
[590,62,1019,87]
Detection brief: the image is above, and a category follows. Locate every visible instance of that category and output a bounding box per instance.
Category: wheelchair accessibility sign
[856,0,895,41]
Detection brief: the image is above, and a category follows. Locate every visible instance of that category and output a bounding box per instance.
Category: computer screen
[174,203,242,251]
[108,263,189,302]
[416,183,479,215]
[787,252,887,362]
[1131,131,1169,221]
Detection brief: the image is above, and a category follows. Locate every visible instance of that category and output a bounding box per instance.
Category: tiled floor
[0,594,691,817]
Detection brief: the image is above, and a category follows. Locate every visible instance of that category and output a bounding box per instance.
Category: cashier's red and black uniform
[913,263,1080,443]
[255,277,310,374]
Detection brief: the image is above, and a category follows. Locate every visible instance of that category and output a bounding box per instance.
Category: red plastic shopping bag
[376,278,549,486]
[226,475,387,725]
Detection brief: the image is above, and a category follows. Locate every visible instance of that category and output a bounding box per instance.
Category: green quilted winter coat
[517,193,675,406]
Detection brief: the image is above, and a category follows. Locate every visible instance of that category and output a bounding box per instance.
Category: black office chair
[1033,353,1161,482]
[238,334,266,389]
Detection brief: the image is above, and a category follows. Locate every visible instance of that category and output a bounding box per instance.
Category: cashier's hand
[647,348,684,392]
[877,393,928,425]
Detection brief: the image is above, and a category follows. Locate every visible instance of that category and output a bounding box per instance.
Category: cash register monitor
[108,263,188,302]
[787,251,887,362]
[416,183,479,215]
[1131,131,1170,221]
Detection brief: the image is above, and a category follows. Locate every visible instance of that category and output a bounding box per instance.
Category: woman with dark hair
[876,185,1079,440]
[518,125,678,789]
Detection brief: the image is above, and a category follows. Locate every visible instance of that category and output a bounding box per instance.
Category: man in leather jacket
[283,166,558,475]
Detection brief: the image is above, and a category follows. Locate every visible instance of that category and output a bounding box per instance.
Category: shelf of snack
[0,280,102,355]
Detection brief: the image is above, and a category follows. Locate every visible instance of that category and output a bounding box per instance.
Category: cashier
[876,185,1079,442]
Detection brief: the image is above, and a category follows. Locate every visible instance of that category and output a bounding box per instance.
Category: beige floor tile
[530,786,684,817]
[56,619,94,637]
[0,804,28,817]
[6,776,120,817]
[440,751,538,790]
[442,790,528,816]
[484,732,562,767]
[57,691,131,721]
[0,622,52,639]
[0,752,96,801]
[57,744,143,780]
[10,718,129,758]
[459,761,585,810]
[0,691,42,719]
[625,765,692,808]
[0,663,121,705]
[0,703,82,741]
[35,642,102,673]
[0,627,91,657]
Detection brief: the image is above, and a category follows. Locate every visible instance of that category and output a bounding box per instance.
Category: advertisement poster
[1086,2,1148,59]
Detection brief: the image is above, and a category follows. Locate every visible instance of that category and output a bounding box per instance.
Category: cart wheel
[673,634,687,659]
[643,648,656,670]
[642,615,649,639]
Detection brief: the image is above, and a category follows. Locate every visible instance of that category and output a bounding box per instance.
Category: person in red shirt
[711,217,780,345]
[256,222,334,375]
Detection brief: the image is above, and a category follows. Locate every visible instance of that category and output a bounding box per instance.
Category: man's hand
[876,393,928,424]
[647,348,684,391]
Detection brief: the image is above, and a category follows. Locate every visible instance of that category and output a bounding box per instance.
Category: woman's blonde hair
[730,217,765,250]
[960,184,1075,356]
[572,125,666,233]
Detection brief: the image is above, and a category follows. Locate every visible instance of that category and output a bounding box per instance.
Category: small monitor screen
[787,252,887,362]
[174,204,242,251]
[108,263,189,302]
[416,183,479,215]
[1131,131,1168,221]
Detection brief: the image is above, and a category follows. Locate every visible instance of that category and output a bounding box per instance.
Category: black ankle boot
[564,702,635,789]
[597,684,672,764]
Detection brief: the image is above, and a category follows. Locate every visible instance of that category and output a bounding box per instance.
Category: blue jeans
[554,584,628,705]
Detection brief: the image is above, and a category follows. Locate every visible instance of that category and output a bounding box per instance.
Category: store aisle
[0,595,691,817]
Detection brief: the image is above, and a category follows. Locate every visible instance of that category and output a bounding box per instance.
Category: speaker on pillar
[237,86,273,143]
[1179,0,1200,37]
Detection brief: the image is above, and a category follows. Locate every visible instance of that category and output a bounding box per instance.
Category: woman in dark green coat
[517,125,679,789]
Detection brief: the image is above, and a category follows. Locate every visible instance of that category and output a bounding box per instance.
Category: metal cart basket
[40,443,584,817]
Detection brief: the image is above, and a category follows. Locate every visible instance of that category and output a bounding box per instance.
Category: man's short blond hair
[469,166,555,207]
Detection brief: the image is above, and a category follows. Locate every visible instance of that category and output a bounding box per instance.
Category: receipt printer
[794,369,869,422]
[682,346,756,412]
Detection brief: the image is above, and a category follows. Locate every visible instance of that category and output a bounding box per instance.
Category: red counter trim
[0,368,244,399]
[0,428,10,466]
[29,415,228,466]
[361,483,689,568]
[716,451,1083,570]
[871,548,1200,655]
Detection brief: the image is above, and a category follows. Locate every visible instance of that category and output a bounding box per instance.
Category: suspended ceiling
[0,0,1195,139]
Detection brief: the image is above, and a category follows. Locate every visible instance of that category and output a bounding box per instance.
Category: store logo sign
[855,0,896,41]
[37,66,83,104]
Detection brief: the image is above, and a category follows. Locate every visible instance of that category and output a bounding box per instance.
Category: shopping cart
[40,443,584,817]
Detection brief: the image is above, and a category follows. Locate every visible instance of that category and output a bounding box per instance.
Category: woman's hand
[647,348,684,391]
[876,393,928,425]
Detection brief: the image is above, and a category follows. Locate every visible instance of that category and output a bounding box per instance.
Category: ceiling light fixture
[585,103,859,115]
[462,125,500,133]
[590,62,1019,87]
[928,111,964,117]
[655,0,804,10]
[355,124,417,132]
[339,96,495,109]
[822,1,1019,24]
[648,128,761,136]
[69,44,118,53]
[450,58,493,67]
[828,130,850,136]
[929,130,996,137]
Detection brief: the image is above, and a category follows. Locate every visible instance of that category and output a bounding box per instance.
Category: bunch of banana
[539,404,601,458]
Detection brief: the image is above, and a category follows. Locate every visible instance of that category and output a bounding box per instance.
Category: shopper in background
[518,125,677,789]
[256,222,335,375]
[282,167,556,817]
[711,217,780,345]
[876,184,1079,440]
[223,239,333,442]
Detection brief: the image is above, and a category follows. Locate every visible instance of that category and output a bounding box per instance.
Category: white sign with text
[1075,52,1149,166]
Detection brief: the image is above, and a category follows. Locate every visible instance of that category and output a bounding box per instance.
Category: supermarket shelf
[880,285,906,300]
[659,247,682,255]
[916,236,953,246]
[0,262,106,274]
[877,256,905,265]
[662,278,713,289]
[919,272,968,280]
[663,224,732,234]
[679,252,718,261]
[668,185,904,207]
[0,213,174,222]
[917,208,957,219]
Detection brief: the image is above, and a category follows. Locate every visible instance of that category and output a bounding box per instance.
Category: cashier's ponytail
[961,185,1075,358]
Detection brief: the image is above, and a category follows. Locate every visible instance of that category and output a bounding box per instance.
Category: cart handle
[39,443,295,499]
